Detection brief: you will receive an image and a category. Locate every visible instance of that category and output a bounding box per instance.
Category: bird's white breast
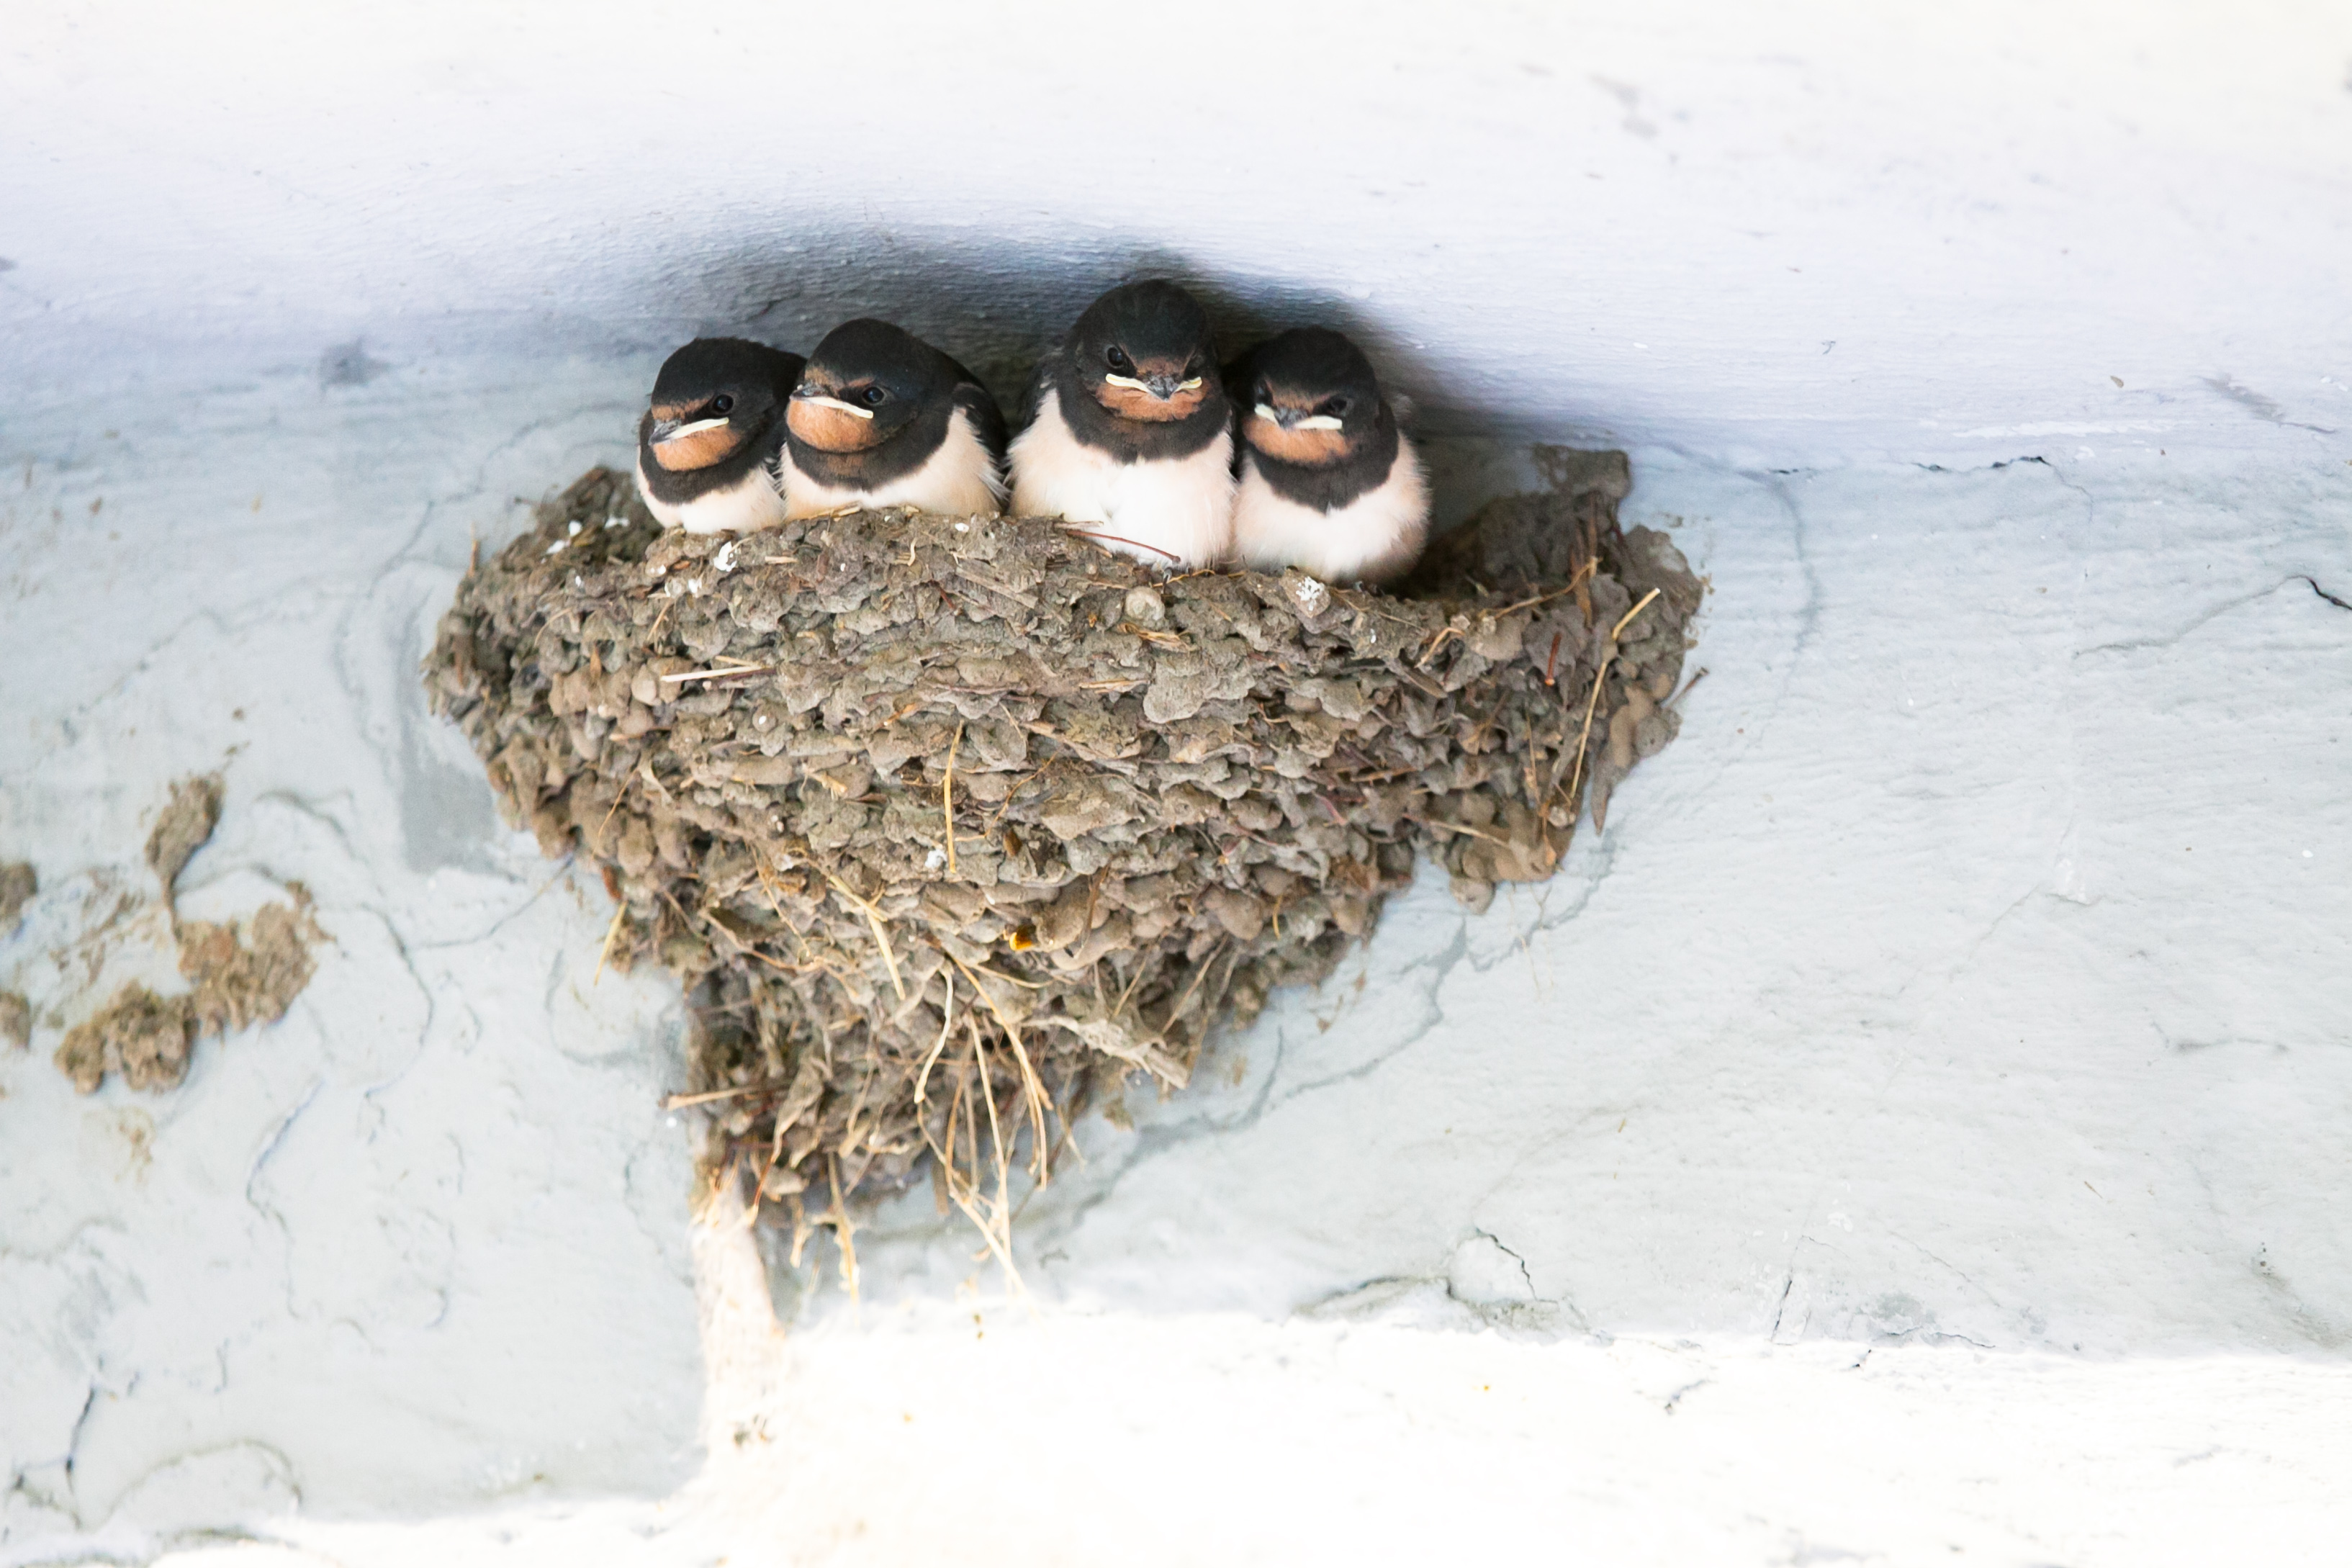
[1230,436,1428,585]
[636,453,791,536]
[779,407,1004,520]
[1008,387,1235,569]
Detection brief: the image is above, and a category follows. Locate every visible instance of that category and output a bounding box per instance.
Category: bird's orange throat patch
[788,397,886,454]
[651,423,749,472]
[1245,413,1351,467]
[1092,374,1209,424]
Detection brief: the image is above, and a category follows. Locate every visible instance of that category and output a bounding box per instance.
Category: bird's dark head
[1067,280,1222,425]
[643,338,801,472]
[1235,327,1387,469]
[787,318,945,454]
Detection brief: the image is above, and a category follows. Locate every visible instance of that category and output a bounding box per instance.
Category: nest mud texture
[424,452,1699,1247]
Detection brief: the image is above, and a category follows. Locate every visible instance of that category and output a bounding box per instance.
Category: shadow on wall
[612,221,1618,449]
[600,221,1606,531]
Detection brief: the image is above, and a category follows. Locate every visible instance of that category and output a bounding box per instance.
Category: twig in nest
[1492,567,1595,618]
[942,720,964,878]
[944,950,1053,1183]
[1115,622,1191,650]
[916,965,955,1104]
[1164,939,1227,1026]
[731,943,803,977]
[593,785,631,854]
[1060,526,1182,563]
[1564,587,1663,820]
[753,857,799,932]
[1669,667,1710,707]
[1464,696,1508,754]
[1112,952,1152,1020]
[965,961,1046,990]
[825,1153,860,1302]
[1410,816,1515,848]
[1610,587,1663,644]
[662,1078,795,1111]
[659,660,778,686]
[591,900,628,987]
[999,1022,1053,1184]
[1564,656,1616,818]
[746,1109,790,1232]
[1397,665,1448,700]
[973,1027,1012,1223]
[926,1022,1022,1295]
[821,869,907,1003]
[982,762,1053,834]
[878,965,1029,1290]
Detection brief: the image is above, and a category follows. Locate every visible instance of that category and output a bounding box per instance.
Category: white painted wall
[6,1,2350,461]
[2,3,2349,1562]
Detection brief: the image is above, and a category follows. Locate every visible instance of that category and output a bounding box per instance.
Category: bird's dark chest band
[788,400,953,490]
[1052,364,1229,462]
[1248,417,1400,511]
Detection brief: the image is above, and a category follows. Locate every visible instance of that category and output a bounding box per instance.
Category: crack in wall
[60,1381,99,1490]
[2301,575,2351,613]
[2201,375,2339,436]
[1661,1376,1710,1414]
[243,1077,326,1270]
[1294,1225,1596,1339]
[2073,576,2321,659]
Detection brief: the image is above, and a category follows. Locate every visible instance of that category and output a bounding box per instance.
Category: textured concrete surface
[829,446,2352,1360]
[0,365,708,1545]
[6,3,2349,459]
[3,1,2349,1562]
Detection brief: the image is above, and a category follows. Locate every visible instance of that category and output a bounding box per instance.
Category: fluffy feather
[1230,436,1428,585]
[779,406,1004,520]
[636,452,789,536]
[1009,387,1235,568]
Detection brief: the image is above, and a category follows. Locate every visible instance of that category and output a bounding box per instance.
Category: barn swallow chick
[1008,280,1235,569]
[778,319,1007,519]
[1227,328,1428,586]
[635,338,806,534]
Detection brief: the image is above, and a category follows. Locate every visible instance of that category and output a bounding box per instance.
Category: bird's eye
[711,394,735,415]
[860,386,886,407]
[1105,346,1132,373]
[1323,397,1351,418]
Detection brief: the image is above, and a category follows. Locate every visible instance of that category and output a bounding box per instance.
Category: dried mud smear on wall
[47,775,324,1094]
[0,861,35,938]
[1,861,34,1049]
[425,455,1699,1262]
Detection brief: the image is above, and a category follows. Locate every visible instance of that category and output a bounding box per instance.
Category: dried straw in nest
[423,449,1700,1281]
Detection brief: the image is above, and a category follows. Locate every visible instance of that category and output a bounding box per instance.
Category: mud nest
[424,450,1700,1261]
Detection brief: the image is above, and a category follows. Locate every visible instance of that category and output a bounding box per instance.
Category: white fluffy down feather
[635,453,791,536]
[779,406,1005,521]
[1229,436,1428,585]
[1007,387,1235,569]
